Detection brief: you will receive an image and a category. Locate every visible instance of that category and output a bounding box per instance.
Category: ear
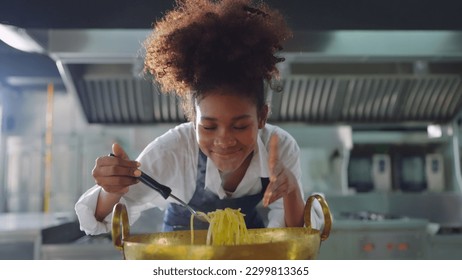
[258,104,269,129]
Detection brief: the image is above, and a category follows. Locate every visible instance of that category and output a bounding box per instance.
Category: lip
[212,149,241,158]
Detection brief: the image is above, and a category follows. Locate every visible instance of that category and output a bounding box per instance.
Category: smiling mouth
[212,150,241,158]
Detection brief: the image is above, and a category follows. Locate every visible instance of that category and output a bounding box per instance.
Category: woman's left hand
[263,133,299,207]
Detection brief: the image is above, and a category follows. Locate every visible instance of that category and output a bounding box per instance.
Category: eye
[233,125,249,130]
[200,124,216,130]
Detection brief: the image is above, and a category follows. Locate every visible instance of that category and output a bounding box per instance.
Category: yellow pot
[111,194,332,260]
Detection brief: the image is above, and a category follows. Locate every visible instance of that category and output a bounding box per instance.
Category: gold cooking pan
[111,194,332,260]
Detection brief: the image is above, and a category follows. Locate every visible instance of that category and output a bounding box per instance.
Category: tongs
[110,154,208,223]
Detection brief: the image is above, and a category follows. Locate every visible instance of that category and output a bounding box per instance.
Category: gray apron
[163,150,269,231]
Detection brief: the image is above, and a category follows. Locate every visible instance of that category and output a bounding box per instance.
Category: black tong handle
[109,153,172,199]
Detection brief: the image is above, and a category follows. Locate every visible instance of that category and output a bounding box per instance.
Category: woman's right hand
[92,143,141,195]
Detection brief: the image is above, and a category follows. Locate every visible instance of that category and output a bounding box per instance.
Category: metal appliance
[396,153,427,192]
[425,153,445,192]
[347,143,449,193]
[372,154,392,192]
[348,155,373,192]
[318,211,429,260]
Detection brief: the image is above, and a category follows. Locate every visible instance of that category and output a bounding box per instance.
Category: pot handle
[304,194,332,241]
[111,203,130,251]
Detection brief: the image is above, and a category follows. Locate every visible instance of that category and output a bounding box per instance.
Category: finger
[263,193,270,207]
[268,133,279,182]
[96,155,140,169]
[267,194,283,205]
[101,178,139,188]
[268,184,286,204]
[270,162,284,180]
[101,185,131,195]
[263,179,287,206]
[95,176,139,189]
[94,165,141,178]
[112,142,130,160]
[264,190,281,207]
[263,181,277,207]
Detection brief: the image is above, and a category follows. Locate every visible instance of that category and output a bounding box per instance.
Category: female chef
[75,0,323,234]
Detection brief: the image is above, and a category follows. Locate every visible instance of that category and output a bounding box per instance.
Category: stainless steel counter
[0,212,76,259]
[324,192,462,228]
[0,212,76,232]
[41,241,123,260]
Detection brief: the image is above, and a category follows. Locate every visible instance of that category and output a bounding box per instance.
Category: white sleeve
[74,185,111,235]
[266,198,285,228]
[74,184,155,235]
[307,192,327,231]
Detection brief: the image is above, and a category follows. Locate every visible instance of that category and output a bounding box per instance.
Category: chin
[207,149,252,173]
[212,159,241,173]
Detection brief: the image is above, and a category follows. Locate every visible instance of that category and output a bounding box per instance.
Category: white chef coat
[75,122,313,235]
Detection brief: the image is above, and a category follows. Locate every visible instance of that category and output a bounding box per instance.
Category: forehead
[197,83,259,103]
[196,92,257,119]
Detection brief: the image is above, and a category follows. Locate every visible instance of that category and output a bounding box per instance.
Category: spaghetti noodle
[190,208,252,245]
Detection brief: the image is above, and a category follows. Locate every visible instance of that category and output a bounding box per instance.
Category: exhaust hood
[270,73,462,125]
[36,29,462,125]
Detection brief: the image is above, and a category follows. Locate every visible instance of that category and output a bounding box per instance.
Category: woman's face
[195,89,267,174]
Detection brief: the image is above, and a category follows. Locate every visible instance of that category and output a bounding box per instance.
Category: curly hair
[143,0,292,121]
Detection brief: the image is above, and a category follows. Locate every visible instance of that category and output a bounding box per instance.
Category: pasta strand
[191,208,252,245]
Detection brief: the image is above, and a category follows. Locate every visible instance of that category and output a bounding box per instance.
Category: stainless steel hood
[270,73,462,125]
[33,29,462,125]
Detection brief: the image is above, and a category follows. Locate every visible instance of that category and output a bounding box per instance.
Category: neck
[219,151,253,193]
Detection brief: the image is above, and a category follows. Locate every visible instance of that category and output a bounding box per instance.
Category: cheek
[236,129,258,149]
[196,129,212,149]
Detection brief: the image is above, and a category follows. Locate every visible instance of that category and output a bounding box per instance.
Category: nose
[214,128,237,148]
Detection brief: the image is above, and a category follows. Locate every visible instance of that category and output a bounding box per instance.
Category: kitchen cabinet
[426,234,462,259]
[317,218,429,260]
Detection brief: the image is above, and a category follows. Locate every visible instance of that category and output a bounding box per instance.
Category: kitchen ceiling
[1,0,462,126]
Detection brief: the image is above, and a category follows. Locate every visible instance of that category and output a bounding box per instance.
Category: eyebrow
[200,114,252,121]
